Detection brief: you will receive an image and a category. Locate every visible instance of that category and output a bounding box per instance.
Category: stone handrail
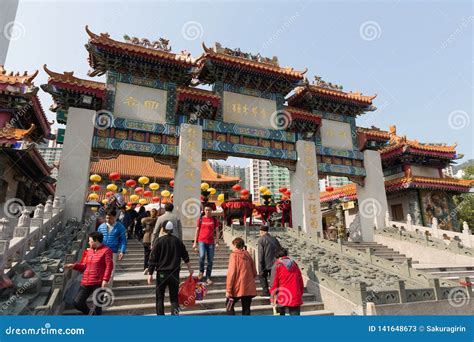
[384,211,473,248]
[224,225,469,309]
[0,196,66,272]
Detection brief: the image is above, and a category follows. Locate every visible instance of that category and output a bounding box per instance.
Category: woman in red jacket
[64,232,113,315]
[270,248,304,316]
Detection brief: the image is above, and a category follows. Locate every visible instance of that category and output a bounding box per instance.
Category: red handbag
[178,275,197,306]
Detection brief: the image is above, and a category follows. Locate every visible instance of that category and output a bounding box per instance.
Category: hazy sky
[4,0,473,167]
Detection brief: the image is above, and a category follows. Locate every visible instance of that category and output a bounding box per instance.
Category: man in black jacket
[257,225,282,297]
[147,221,193,315]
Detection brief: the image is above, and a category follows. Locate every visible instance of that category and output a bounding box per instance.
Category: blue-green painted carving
[318,163,366,176]
[92,136,178,156]
[203,140,296,160]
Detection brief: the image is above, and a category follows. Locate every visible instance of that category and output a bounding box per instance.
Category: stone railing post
[43,198,53,221]
[60,195,66,210]
[384,210,390,228]
[406,214,412,231]
[462,222,472,248]
[52,196,61,216]
[0,239,11,270]
[32,204,45,234]
[431,217,439,239]
[0,218,12,240]
[428,278,442,301]
[397,280,407,303]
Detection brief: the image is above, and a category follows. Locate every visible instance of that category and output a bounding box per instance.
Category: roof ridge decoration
[0,65,39,85]
[123,34,171,52]
[85,26,196,69]
[308,75,377,101]
[211,42,279,66]
[200,42,307,77]
[313,75,343,91]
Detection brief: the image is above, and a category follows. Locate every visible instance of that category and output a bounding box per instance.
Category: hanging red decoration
[232,184,242,192]
[90,184,101,192]
[152,196,160,203]
[143,190,153,197]
[169,180,175,187]
[326,186,334,192]
[240,189,250,196]
[109,172,120,181]
[278,187,287,193]
[105,191,113,198]
[125,179,136,187]
[134,187,144,194]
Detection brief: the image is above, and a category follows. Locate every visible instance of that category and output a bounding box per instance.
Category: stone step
[66,299,327,316]
[118,255,231,263]
[428,271,474,278]
[111,282,232,296]
[116,266,229,273]
[113,274,229,287]
[106,291,316,307]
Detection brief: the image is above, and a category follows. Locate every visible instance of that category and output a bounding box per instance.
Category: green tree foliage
[454,166,474,232]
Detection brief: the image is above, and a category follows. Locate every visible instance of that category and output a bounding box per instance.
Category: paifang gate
[42,26,387,241]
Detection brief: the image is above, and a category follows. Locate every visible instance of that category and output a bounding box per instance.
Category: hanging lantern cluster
[279,187,291,200]
[88,174,102,201]
[201,182,216,203]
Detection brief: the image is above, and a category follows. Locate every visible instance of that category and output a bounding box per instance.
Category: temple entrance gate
[44,27,388,241]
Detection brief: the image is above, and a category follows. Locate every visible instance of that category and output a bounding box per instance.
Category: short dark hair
[232,237,245,249]
[204,203,213,209]
[106,208,117,217]
[275,247,288,258]
[89,231,104,243]
[260,225,269,232]
[165,203,174,212]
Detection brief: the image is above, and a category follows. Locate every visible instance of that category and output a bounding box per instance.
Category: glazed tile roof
[284,106,322,124]
[384,175,474,192]
[357,126,391,141]
[198,42,306,79]
[0,66,38,86]
[85,26,197,69]
[320,176,473,203]
[288,82,376,107]
[0,124,35,145]
[89,155,239,183]
[43,64,105,97]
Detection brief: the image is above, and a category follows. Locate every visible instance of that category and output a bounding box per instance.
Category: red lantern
[200,195,204,201]
[106,191,113,198]
[241,189,250,196]
[285,191,291,197]
[109,172,120,181]
[144,190,153,197]
[90,184,101,192]
[152,196,160,203]
[232,184,242,192]
[278,187,287,193]
[127,202,132,207]
[326,186,334,192]
[125,179,136,187]
[169,180,174,187]
[240,195,249,200]
[134,187,144,194]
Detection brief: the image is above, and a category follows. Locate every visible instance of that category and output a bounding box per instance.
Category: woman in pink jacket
[225,237,257,315]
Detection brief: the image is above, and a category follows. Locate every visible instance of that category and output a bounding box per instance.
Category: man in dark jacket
[257,225,281,297]
[147,221,193,315]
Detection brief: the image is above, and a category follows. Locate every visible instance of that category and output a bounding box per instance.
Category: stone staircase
[345,242,473,282]
[64,239,333,316]
[343,241,418,264]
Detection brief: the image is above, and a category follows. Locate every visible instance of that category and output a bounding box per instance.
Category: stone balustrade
[384,211,473,248]
[223,224,471,314]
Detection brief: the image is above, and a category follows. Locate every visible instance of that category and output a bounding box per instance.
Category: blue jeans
[198,242,215,279]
